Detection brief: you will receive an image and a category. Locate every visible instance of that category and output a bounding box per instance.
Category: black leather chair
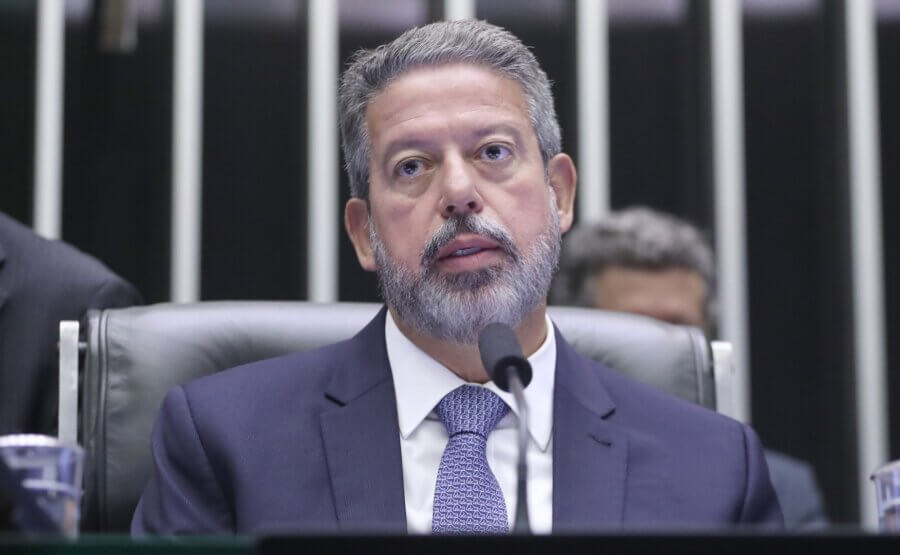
[59,301,724,532]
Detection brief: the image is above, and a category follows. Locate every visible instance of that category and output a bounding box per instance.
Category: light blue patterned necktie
[432,385,510,534]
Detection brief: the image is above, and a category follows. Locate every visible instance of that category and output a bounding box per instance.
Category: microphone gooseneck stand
[505,366,531,534]
[478,322,534,535]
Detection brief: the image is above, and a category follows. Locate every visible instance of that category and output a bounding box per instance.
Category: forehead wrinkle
[373,101,527,142]
[367,64,530,129]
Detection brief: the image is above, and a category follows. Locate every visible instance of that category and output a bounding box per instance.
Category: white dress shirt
[385,311,556,534]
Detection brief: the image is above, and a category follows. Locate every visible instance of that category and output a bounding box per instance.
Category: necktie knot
[435,385,509,438]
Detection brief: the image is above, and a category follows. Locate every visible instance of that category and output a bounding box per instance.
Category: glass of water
[872,460,900,532]
[0,434,84,537]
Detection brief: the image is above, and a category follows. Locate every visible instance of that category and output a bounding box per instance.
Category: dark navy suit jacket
[131,308,783,534]
[0,212,143,435]
[765,450,828,529]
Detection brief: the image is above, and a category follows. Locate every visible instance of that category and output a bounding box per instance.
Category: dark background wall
[201,2,309,301]
[879,7,900,469]
[743,2,858,522]
[0,1,36,224]
[61,1,173,303]
[1,0,897,525]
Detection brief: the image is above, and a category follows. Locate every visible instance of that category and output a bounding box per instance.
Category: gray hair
[338,19,561,199]
[550,207,718,329]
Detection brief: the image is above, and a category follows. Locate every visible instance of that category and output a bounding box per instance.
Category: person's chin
[435,267,504,291]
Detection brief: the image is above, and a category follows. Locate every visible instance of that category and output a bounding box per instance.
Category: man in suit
[132,20,782,534]
[0,211,143,435]
[550,206,829,529]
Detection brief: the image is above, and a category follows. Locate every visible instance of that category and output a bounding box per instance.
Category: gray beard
[369,195,561,344]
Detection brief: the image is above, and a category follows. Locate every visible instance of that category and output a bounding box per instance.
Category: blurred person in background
[0,211,143,435]
[551,206,828,529]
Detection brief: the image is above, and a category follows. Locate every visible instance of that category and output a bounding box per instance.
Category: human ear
[344,198,377,272]
[547,153,577,233]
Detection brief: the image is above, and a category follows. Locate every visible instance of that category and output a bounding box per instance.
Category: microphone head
[478,323,533,391]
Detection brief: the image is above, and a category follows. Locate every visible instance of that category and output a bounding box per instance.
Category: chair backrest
[71,301,715,531]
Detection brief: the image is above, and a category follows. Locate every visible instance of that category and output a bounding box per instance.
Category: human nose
[438,154,483,218]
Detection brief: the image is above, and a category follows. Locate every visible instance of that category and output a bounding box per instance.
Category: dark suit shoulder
[137,313,391,533]
[170,342,349,486]
[569,352,781,526]
[176,319,390,445]
[179,309,388,414]
[597,360,757,479]
[764,449,828,527]
[552,327,737,437]
[182,340,350,406]
[765,450,817,477]
[2,212,117,281]
[556,335,754,474]
[0,211,142,306]
[591,354,740,434]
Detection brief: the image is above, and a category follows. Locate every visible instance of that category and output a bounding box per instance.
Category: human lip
[436,235,502,261]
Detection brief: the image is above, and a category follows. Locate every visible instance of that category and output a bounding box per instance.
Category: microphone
[478,323,532,535]
[479,323,533,391]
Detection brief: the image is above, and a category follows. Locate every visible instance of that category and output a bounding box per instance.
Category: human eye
[479,143,512,162]
[394,158,428,178]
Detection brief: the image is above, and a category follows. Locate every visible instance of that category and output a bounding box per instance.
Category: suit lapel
[552,327,628,532]
[319,308,407,533]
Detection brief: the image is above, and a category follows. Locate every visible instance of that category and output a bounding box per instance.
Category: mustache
[420,214,520,268]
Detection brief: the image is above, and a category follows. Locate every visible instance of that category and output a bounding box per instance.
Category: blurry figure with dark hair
[0,211,143,435]
[551,206,829,529]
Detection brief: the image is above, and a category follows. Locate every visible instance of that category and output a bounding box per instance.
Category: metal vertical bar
[443,0,476,21]
[576,0,610,222]
[844,0,888,529]
[710,341,737,419]
[307,0,338,302]
[171,0,204,303]
[58,321,79,444]
[709,0,751,424]
[33,0,65,239]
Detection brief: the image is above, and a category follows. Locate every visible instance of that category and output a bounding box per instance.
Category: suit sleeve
[131,386,235,535]
[766,453,829,529]
[791,466,829,529]
[737,423,785,528]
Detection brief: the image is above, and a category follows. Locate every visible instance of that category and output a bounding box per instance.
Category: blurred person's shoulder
[0,211,142,305]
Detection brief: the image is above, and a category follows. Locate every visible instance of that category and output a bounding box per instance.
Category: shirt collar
[386,310,556,452]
